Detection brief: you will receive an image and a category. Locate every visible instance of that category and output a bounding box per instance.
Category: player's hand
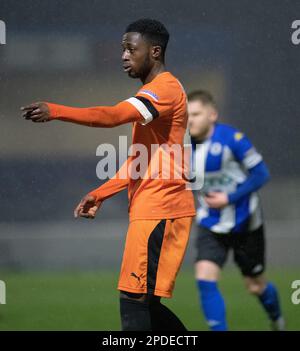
[205,192,229,209]
[21,102,51,123]
[74,194,101,219]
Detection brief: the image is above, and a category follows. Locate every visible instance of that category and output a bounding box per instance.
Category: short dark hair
[187,90,217,108]
[125,18,169,59]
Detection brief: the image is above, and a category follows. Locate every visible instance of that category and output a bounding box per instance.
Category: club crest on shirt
[210,142,222,156]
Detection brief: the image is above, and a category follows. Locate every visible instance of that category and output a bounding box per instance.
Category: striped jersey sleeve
[230,130,263,169]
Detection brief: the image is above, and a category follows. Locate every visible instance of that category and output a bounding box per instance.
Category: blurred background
[0,0,299,330]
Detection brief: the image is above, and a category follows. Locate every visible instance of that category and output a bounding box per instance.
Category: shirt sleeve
[88,158,131,202]
[125,82,174,126]
[46,100,144,127]
[228,161,270,204]
[230,130,263,169]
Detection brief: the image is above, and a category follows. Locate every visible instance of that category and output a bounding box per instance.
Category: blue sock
[197,280,227,331]
[258,282,281,321]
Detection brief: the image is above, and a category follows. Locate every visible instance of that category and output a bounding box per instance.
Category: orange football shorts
[117,216,193,298]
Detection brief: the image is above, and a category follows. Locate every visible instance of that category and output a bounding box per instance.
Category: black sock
[149,301,187,331]
[120,297,152,331]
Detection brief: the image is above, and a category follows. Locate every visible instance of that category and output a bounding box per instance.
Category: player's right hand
[74,194,101,219]
[21,102,51,123]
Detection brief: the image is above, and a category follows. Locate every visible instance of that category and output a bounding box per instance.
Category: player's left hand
[205,192,229,209]
[21,102,51,122]
[74,194,102,219]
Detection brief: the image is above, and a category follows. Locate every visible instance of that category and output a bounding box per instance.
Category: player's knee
[245,279,266,295]
[195,260,220,281]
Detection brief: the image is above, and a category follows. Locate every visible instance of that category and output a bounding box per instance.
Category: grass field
[0,268,299,331]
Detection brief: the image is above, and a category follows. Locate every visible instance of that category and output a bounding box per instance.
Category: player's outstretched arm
[21,100,144,127]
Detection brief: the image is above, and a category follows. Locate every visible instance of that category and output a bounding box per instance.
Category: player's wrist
[228,192,237,204]
[88,189,102,203]
[45,102,59,120]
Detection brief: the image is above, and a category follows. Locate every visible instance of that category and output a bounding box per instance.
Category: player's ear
[212,109,218,122]
[151,45,162,59]
[209,105,218,123]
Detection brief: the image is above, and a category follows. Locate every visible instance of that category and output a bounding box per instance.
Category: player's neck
[205,124,215,140]
[141,63,166,84]
[195,124,215,143]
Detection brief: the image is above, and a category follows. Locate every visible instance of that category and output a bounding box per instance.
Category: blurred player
[187,90,285,331]
[21,19,196,331]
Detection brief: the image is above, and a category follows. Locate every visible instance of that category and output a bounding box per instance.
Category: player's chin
[127,70,139,79]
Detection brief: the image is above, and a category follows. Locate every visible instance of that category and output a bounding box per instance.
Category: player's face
[122,32,152,79]
[188,100,217,139]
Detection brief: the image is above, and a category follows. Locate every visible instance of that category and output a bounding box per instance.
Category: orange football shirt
[47,71,196,221]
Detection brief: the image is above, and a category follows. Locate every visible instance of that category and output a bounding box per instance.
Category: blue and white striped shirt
[191,123,269,233]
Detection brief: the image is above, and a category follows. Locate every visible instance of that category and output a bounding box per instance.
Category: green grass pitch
[0,268,299,330]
